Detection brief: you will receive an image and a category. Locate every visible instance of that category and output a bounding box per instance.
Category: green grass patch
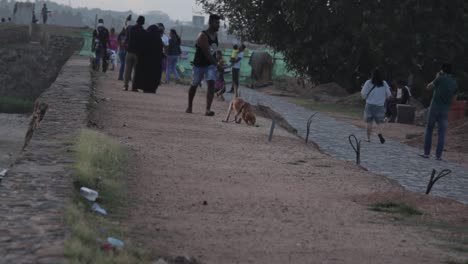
[369,202,423,217]
[65,129,151,263]
[290,98,363,118]
[446,261,468,264]
[0,97,34,113]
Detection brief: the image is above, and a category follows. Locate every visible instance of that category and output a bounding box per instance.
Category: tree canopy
[198,0,468,101]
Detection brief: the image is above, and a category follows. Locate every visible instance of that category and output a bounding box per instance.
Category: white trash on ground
[91,203,108,215]
[80,187,99,201]
[107,237,124,248]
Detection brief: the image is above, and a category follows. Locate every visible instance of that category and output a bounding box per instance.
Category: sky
[53,0,204,21]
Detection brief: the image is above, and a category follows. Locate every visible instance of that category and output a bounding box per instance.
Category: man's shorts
[192,65,217,86]
[364,103,385,124]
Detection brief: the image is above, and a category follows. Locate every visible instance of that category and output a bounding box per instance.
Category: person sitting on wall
[385,80,412,122]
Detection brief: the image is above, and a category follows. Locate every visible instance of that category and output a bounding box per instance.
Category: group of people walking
[361,64,458,161]
[93,14,458,161]
[93,15,182,93]
[93,13,247,110]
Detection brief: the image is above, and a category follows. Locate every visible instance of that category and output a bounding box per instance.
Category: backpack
[94,27,109,50]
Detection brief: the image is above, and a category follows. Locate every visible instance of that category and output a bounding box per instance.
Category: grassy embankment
[65,129,151,263]
[0,97,34,114]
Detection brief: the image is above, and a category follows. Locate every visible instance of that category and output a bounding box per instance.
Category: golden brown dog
[223,97,256,125]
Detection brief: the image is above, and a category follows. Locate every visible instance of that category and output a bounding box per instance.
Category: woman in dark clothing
[134,25,163,93]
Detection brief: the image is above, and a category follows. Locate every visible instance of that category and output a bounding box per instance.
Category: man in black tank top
[186,14,222,116]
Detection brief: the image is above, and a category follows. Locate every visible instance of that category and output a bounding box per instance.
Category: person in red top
[108,28,119,71]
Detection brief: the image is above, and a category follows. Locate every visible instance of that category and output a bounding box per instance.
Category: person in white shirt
[158,23,169,82]
[229,44,245,97]
[361,67,392,143]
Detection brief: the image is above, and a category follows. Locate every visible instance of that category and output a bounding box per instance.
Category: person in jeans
[124,16,145,91]
[361,67,392,143]
[186,14,222,116]
[166,29,182,83]
[92,19,110,72]
[421,63,458,160]
[229,44,246,97]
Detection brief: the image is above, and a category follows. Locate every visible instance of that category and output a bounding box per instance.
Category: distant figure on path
[229,44,246,97]
[166,29,182,84]
[361,67,392,143]
[133,24,163,93]
[117,28,128,80]
[186,14,222,116]
[158,23,169,83]
[108,28,119,71]
[124,16,145,91]
[92,19,110,72]
[1,18,5,23]
[41,4,48,24]
[420,63,458,160]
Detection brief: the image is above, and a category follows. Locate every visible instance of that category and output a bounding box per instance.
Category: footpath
[225,88,468,204]
[91,73,467,264]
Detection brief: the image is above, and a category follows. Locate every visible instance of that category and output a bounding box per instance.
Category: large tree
[198,0,468,102]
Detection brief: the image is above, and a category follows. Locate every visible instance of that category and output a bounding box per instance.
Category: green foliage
[0,97,33,114]
[291,98,363,118]
[198,0,468,97]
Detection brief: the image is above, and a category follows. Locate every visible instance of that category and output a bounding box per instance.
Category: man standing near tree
[186,14,222,116]
[420,63,458,161]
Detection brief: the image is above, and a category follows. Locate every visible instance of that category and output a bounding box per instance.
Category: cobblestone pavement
[0,57,90,263]
[225,88,468,204]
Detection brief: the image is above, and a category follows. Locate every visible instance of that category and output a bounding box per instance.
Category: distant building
[192,15,204,27]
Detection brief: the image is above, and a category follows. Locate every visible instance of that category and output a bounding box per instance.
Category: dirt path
[93,73,466,264]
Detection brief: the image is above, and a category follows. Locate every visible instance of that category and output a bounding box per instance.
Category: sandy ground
[92,73,468,264]
[0,114,29,169]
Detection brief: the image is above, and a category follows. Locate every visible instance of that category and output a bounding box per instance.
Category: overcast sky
[54,0,204,21]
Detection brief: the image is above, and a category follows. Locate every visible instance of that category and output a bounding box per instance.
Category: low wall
[0,24,30,45]
[0,56,91,263]
[0,27,83,101]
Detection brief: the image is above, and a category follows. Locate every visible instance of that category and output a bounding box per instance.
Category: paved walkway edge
[225,88,468,204]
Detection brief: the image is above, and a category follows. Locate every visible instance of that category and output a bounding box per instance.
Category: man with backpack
[92,19,110,72]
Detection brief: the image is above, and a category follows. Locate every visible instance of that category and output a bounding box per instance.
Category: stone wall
[0,56,91,263]
[0,25,84,101]
[0,24,30,45]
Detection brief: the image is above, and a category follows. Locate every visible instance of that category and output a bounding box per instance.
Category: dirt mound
[255,104,298,134]
[448,118,468,153]
[336,92,365,107]
[304,82,349,103]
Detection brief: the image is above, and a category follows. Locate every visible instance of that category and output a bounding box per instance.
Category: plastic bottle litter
[0,169,7,183]
[91,203,108,215]
[0,169,8,177]
[107,237,124,248]
[80,187,99,201]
